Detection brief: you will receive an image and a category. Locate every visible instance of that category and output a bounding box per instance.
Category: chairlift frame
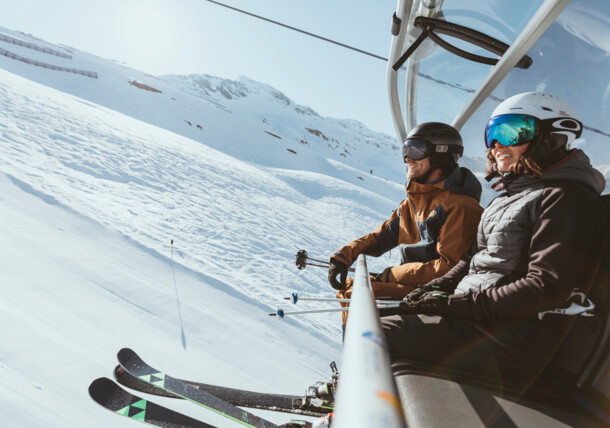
[387,0,573,140]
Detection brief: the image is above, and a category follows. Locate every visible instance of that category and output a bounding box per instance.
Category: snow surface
[0,26,406,427]
[0,25,608,427]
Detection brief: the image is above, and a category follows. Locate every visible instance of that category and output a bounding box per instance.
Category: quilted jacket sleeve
[448,182,604,321]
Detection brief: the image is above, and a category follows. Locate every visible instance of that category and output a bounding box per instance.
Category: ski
[117,348,279,428]
[114,365,332,417]
[89,377,215,427]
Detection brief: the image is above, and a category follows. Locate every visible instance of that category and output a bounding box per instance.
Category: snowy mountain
[0,24,607,427]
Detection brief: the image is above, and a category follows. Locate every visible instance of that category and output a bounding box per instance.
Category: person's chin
[497,162,514,172]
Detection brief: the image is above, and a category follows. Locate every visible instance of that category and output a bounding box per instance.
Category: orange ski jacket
[332,166,483,289]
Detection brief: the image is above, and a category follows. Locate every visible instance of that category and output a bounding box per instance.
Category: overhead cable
[202,0,609,139]
[203,0,388,61]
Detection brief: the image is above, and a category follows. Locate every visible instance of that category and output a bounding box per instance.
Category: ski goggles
[485,114,539,148]
[402,138,430,161]
[485,114,583,149]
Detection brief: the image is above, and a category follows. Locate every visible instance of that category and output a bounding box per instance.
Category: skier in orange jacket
[329,122,483,326]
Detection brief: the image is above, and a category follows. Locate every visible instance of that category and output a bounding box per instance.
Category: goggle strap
[434,145,463,155]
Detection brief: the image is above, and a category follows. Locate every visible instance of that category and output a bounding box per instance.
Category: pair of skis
[89,348,332,428]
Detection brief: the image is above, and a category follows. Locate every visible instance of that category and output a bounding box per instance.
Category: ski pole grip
[295,250,308,270]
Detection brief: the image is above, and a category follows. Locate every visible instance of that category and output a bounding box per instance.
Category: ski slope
[1,24,608,427]
[0,67,348,427]
[3,62,388,426]
[0,168,336,427]
[0,27,405,427]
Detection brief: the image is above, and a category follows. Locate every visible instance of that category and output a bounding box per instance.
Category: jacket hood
[407,166,482,202]
[543,149,606,194]
[500,149,606,195]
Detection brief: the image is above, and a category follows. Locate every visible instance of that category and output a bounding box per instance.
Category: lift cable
[202,0,609,139]
[203,0,388,62]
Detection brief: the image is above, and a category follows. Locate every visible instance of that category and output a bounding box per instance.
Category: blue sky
[0,0,397,135]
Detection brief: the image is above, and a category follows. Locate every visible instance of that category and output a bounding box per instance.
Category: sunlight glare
[111,0,181,72]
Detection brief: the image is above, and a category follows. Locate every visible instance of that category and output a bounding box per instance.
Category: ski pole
[295,249,355,272]
[285,297,353,303]
[284,292,401,305]
[302,262,334,269]
[270,303,401,319]
[269,307,349,318]
[170,239,187,350]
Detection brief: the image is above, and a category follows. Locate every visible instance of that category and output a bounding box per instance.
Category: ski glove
[406,278,456,302]
[328,259,348,290]
[399,291,449,316]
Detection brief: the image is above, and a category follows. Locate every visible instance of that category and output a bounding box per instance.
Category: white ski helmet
[486,92,583,149]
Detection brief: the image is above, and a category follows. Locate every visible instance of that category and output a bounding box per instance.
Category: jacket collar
[406,176,446,193]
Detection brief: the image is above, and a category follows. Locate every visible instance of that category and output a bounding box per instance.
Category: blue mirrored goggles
[402,138,430,161]
[485,114,539,148]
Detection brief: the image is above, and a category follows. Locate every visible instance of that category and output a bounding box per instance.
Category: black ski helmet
[403,122,464,170]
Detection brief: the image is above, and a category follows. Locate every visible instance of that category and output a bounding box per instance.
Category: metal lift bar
[387,0,414,141]
[452,0,574,131]
[333,254,407,428]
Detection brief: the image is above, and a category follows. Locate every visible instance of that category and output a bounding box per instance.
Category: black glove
[405,279,455,302]
[328,259,348,290]
[399,291,449,316]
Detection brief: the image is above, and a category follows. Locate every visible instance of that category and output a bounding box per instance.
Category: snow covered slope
[1,64,349,427]
[0,168,337,427]
[0,27,408,427]
[0,24,607,427]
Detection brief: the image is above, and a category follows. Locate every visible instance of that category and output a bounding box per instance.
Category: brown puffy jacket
[333,166,483,323]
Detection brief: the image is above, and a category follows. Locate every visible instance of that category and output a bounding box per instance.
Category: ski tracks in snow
[0,68,396,341]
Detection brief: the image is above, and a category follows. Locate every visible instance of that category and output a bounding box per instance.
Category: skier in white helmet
[382,92,606,378]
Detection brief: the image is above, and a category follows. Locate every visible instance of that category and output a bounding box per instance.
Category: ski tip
[89,377,117,399]
[89,377,108,391]
[113,364,126,381]
[117,348,137,363]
